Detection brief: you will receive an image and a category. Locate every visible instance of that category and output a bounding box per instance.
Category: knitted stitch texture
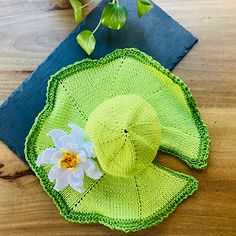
[86,95,161,177]
[25,48,210,232]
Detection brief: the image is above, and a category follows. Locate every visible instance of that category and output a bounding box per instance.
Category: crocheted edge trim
[24,48,206,231]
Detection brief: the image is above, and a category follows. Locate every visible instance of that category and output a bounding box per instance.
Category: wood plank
[0,0,236,235]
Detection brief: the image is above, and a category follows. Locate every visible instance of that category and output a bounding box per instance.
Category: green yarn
[24,48,210,232]
[86,95,161,177]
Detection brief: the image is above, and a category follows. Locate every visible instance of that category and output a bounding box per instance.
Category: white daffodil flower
[36,123,102,192]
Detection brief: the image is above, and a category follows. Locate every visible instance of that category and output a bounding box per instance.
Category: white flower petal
[52,150,63,162]
[60,137,79,153]
[80,142,96,158]
[68,175,83,188]
[48,165,59,182]
[47,129,66,149]
[54,176,68,191]
[82,158,96,171]
[68,169,84,192]
[68,123,85,144]
[78,150,88,163]
[83,159,102,179]
[36,148,58,166]
[74,166,84,179]
[87,168,102,180]
[60,135,74,148]
[71,185,84,192]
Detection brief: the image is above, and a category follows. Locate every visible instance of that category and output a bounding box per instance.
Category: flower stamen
[60,152,79,169]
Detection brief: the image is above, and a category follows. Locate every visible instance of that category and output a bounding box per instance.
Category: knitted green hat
[25,48,210,232]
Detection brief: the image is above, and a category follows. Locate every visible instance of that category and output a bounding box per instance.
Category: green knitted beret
[25,48,210,232]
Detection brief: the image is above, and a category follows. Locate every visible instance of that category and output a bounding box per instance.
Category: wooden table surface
[0,0,236,235]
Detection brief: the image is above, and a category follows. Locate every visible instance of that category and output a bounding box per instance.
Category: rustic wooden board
[0,0,236,235]
[0,0,198,164]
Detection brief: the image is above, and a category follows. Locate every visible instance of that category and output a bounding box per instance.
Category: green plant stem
[112,0,119,4]
[81,0,95,9]
[93,20,102,34]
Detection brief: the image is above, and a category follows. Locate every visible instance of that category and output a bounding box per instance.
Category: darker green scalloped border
[24,48,208,232]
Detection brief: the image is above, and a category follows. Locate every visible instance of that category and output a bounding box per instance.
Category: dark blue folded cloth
[0,0,198,164]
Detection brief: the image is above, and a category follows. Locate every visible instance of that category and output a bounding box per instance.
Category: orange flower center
[60,152,79,169]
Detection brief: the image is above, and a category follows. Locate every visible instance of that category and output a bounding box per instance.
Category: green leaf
[137,0,153,17]
[101,2,127,30]
[69,0,83,24]
[76,30,96,55]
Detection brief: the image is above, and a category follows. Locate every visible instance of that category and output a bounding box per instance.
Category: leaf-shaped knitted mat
[24,48,207,231]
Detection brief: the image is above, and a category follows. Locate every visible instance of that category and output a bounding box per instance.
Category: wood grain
[0,0,236,235]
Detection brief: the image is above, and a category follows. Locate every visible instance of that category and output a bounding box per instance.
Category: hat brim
[28,48,210,169]
[25,48,207,231]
